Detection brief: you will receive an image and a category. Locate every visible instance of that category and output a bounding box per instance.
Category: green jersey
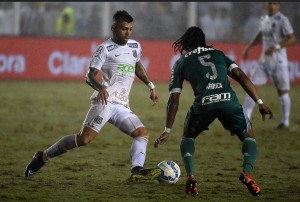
[169,47,240,113]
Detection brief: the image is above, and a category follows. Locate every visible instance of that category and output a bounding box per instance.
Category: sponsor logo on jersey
[274,15,281,20]
[117,64,135,78]
[118,64,135,72]
[114,88,128,102]
[202,92,231,105]
[206,82,223,89]
[128,43,138,48]
[132,50,137,58]
[107,45,118,52]
[185,47,214,57]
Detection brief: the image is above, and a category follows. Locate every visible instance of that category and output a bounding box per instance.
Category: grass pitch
[0,81,299,202]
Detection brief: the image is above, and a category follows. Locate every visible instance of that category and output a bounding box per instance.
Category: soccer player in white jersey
[25,10,161,180]
[242,2,296,130]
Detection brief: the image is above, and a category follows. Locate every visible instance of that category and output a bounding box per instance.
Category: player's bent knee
[131,127,149,139]
[76,128,98,146]
[278,90,289,96]
[240,130,255,142]
[76,136,90,146]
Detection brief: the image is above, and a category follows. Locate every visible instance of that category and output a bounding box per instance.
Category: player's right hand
[97,87,109,105]
[265,46,276,56]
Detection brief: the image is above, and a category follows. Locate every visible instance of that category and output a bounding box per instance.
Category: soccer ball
[157,160,181,184]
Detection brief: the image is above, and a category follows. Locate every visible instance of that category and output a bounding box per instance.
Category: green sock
[242,137,257,174]
[180,138,195,175]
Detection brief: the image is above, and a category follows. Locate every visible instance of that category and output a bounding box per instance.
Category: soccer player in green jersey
[154,27,273,197]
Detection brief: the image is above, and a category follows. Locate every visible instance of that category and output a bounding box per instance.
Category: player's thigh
[183,108,216,138]
[109,105,144,137]
[272,63,290,91]
[82,102,112,133]
[218,107,252,139]
[250,63,269,85]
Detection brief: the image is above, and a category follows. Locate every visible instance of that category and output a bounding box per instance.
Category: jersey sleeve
[89,45,107,70]
[224,54,238,75]
[137,41,142,62]
[169,59,184,93]
[258,15,267,32]
[281,15,294,36]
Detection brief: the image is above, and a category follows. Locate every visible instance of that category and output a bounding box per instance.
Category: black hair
[172,26,213,54]
[113,10,133,23]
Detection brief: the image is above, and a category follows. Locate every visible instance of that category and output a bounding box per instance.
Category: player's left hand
[258,104,274,121]
[150,89,158,106]
[154,132,170,148]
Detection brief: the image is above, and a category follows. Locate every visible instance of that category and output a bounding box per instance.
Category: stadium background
[0,3,299,201]
[0,2,300,83]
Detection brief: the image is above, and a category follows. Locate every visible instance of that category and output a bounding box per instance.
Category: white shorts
[82,101,144,135]
[250,59,290,91]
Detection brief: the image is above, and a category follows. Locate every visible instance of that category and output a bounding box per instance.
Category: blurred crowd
[0,2,299,42]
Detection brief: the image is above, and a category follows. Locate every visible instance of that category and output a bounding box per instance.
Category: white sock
[280,93,291,126]
[243,94,256,119]
[130,137,148,169]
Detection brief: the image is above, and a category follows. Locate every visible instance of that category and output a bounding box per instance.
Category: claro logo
[0,54,25,73]
[48,51,90,75]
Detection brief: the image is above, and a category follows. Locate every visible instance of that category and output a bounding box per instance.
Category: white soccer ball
[157,160,181,184]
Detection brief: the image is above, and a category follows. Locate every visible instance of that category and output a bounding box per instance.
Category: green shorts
[183,105,252,139]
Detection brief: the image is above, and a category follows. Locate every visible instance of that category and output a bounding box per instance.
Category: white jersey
[88,38,142,108]
[259,12,294,64]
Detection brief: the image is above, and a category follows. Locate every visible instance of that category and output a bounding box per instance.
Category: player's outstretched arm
[135,61,158,105]
[230,67,273,120]
[154,92,180,148]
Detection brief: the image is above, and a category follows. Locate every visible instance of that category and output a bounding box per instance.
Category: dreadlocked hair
[113,10,133,23]
[172,26,213,55]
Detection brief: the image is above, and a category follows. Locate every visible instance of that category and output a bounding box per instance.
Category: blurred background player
[154,27,273,196]
[242,2,296,130]
[25,10,161,181]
